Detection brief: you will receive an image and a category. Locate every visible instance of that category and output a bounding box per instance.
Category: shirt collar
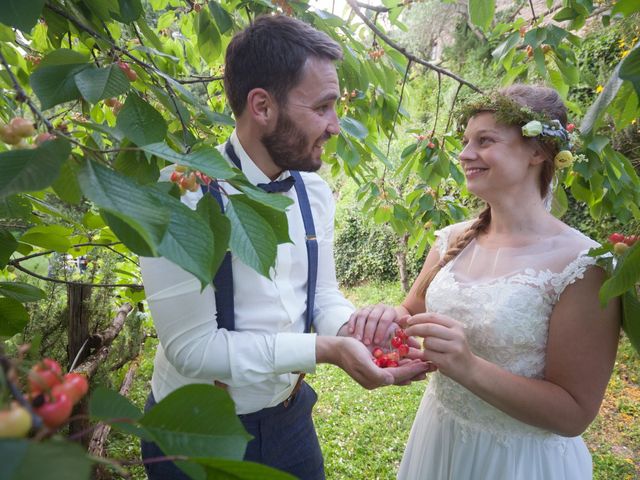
[229,130,291,185]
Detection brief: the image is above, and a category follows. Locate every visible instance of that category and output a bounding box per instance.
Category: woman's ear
[246,88,276,127]
[529,144,547,166]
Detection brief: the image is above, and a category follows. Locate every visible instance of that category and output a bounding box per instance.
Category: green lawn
[109,281,640,479]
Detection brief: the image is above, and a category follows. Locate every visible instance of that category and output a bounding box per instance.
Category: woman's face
[459,112,543,202]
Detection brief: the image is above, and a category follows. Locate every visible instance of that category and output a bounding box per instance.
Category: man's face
[261,57,340,172]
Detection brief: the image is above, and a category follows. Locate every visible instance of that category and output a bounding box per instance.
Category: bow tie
[257,176,296,193]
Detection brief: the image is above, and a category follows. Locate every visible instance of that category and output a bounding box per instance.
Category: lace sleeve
[433,225,455,258]
[550,250,600,301]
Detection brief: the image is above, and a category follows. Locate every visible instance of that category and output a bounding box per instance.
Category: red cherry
[28,358,63,394]
[566,123,575,133]
[395,328,408,341]
[386,360,399,368]
[170,171,182,183]
[397,344,409,357]
[372,347,384,359]
[622,235,638,246]
[34,392,73,428]
[427,142,435,149]
[608,232,624,244]
[52,373,89,405]
[391,336,404,349]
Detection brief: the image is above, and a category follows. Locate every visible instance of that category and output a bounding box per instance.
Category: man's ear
[246,88,277,127]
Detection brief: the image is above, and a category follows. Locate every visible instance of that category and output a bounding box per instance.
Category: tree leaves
[0,0,46,32]
[0,298,29,336]
[0,138,71,198]
[0,282,46,302]
[468,0,494,31]
[600,241,640,304]
[30,50,91,110]
[74,65,130,104]
[116,94,167,146]
[0,439,92,480]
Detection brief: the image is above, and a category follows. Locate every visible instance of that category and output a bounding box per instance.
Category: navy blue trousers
[140,382,325,480]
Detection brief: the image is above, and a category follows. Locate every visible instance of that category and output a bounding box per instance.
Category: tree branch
[10,262,143,290]
[345,0,482,93]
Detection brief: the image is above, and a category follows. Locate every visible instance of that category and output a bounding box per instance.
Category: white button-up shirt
[139,131,354,414]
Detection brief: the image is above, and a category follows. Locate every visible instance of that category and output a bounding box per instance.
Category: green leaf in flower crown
[0,282,46,302]
[0,297,29,336]
[227,195,278,278]
[78,160,170,257]
[0,138,71,198]
[0,0,46,32]
[116,94,167,146]
[75,64,130,104]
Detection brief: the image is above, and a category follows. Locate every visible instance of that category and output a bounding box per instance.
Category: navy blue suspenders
[201,142,318,334]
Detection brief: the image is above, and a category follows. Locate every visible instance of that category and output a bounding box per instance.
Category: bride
[349,84,621,479]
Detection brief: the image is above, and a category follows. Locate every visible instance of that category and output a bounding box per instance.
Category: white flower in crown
[522,120,543,137]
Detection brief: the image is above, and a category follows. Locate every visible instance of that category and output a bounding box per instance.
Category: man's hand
[316,336,432,389]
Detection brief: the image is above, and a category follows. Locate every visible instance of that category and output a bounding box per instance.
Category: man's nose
[327,109,340,136]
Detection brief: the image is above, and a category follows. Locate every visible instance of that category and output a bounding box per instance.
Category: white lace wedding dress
[398,223,600,480]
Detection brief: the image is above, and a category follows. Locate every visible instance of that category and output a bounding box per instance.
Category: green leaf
[52,160,82,204]
[141,143,236,180]
[0,0,46,32]
[149,188,216,288]
[75,65,130,103]
[581,58,624,135]
[197,11,222,65]
[619,47,640,99]
[20,224,72,252]
[78,160,170,256]
[491,32,520,62]
[600,241,640,304]
[194,457,297,479]
[233,181,294,211]
[612,0,640,16]
[89,386,150,438]
[114,146,160,185]
[0,439,93,480]
[226,195,278,278]
[30,53,92,110]
[140,384,251,460]
[621,291,640,354]
[229,195,291,245]
[340,116,368,139]
[0,282,45,302]
[468,0,494,31]
[208,1,233,34]
[0,195,32,220]
[111,0,143,23]
[196,194,231,277]
[0,229,18,267]
[0,297,29,336]
[116,94,168,146]
[101,211,154,257]
[0,138,71,198]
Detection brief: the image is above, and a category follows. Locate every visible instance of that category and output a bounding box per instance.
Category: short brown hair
[224,15,343,116]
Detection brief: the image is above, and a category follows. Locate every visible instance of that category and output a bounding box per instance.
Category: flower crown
[458,93,575,169]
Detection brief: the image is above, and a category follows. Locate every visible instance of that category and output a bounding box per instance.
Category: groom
[139,14,431,480]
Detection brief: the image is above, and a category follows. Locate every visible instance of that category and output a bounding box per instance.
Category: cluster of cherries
[0,117,55,148]
[609,232,638,255]
[169,166,212,193]
[372,328,410,368]
[0,358,89,438]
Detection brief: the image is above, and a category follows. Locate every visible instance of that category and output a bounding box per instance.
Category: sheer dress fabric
[398,222,599,480]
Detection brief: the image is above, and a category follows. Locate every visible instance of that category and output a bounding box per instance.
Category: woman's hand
[405,312,476,383]
[346,303,399,346]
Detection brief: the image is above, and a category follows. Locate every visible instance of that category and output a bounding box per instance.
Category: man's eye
[316,104,331,114]
[479,137,492,145]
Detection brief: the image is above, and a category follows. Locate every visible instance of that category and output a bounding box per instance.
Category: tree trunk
[396,233,410,293]
[67,283,92,370]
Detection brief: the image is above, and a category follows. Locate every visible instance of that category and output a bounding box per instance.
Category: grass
[107,280,640,479]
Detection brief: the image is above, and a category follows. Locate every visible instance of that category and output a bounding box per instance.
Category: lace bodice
[425,223,600,441]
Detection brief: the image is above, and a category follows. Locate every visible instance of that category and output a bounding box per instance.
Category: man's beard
[261,110,328,172]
